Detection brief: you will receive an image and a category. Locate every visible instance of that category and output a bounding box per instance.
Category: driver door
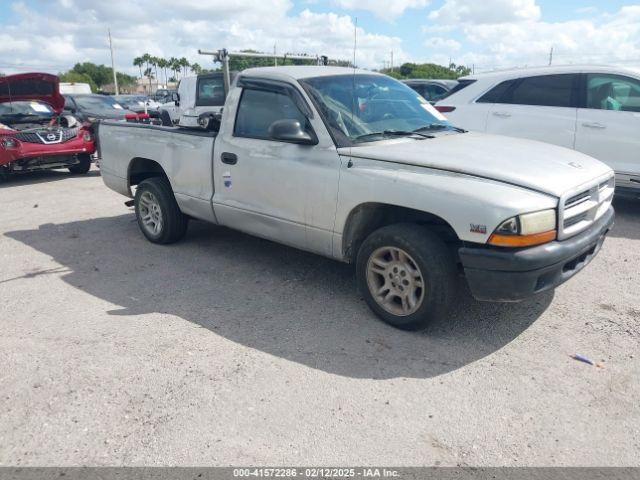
[212,79,341,256]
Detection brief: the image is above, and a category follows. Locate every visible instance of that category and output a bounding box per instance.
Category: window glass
[507,74,575,107]
[234,88,307,139]
[425,85,447,101]
[196,76,225,106]
[300,74,449,146]
[477,80,516,103]
[586,74,640,112]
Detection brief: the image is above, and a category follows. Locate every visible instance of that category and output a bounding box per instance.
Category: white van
[59,82,92,95]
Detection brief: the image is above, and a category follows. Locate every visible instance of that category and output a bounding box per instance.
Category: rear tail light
[435,106,456,113]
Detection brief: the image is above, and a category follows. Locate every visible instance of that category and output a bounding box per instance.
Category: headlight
[488,209,557,247]
[1,138,18,149]
[82,131,93,142]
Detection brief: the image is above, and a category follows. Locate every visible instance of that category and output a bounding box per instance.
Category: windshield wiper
[413,124,467,134]
[354,130,435,143]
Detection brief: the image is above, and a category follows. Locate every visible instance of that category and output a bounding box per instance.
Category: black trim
[459,206,614,301]
[99,120,217,137]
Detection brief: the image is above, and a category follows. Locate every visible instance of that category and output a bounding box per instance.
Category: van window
[586,74,640,112]
[234,88,307,140]
[196,76,225,107]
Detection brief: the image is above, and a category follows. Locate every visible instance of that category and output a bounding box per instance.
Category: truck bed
[98,121,218,223]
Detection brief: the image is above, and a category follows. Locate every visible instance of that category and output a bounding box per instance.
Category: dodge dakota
[98,66,615,330]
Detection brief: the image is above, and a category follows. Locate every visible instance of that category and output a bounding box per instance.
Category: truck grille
[558,174,614,240]
[12,128,78,145]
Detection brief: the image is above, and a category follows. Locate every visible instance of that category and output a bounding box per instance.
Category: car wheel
[356,224,456,330]
[134,176,188,244]
[68,154,91,174]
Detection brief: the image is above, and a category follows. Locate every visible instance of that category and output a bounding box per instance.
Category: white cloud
[333,0,430,20]
[428,0,541,25]
[423,4,640,72]
[0,0,407,74]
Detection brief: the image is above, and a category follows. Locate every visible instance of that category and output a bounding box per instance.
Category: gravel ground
[0,168,639,466]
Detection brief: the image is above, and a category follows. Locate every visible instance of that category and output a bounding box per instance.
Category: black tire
[356,223,456,330]
[159,109,173,126]
[134,176,188,244]
[68,154,91,174]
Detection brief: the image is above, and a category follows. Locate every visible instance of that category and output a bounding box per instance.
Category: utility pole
[108,29,119,95]
[548,46,554,66]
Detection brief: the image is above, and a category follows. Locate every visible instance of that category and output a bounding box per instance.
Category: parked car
[435,65,640,195]
[62,94,138,123]
[114,95,161,118]
[0,73,96,178]
[98,66,614,331]
[402,79,458,103]
[159,72,236,126]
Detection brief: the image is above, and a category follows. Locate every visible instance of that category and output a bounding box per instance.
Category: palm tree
[143,67,154,94]
[157,58,168,86]
[169,57,180,81]
[190,63,202,75]
[133,56,144,79]
[141,53,153,91]
[179,57,190,77]
[150,56,160,90]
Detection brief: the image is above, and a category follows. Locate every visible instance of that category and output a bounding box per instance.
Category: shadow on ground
[611,196,640,241]
[6,214,553,379]
[0,169,100,188]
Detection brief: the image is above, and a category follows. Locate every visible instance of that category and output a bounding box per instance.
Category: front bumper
[459,206,614,302]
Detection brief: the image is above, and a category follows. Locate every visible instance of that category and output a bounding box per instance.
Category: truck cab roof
[240,66,379,81]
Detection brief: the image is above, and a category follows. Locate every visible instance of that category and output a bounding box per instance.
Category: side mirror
[268,119,317,145]
[171,92,179,106]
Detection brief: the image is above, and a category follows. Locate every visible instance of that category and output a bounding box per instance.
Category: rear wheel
[134,176,188,244]
[68,154,91,174]
[356,224,456,330]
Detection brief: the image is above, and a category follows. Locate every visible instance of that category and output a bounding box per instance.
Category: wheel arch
[128,157,168,188]
[341,202,461,263]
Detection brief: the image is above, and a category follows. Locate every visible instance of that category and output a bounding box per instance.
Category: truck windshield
[300,74,451,146]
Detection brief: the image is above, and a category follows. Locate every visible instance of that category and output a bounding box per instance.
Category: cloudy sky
[0,0,638,75]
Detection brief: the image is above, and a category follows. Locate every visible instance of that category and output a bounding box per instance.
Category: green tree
[190,62,202,75]
[380,62,471,80]
[157,58,168,86]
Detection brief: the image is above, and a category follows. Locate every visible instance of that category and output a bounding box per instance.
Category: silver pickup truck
[99,66,615,330]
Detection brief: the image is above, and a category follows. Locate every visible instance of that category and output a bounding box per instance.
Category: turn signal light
[488,230,557,247]
[435,106,456,113]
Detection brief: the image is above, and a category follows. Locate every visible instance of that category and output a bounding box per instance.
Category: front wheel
[356,224,456,330]
[134,177,188,244]
[68,154,92,174]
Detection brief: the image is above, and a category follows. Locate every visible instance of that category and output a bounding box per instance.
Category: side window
[425,85,447,102]
[196,76,225,106]
[586,74,640,112]
[507,74,575,107]
[234,88,308,140]
[476,80,516,103]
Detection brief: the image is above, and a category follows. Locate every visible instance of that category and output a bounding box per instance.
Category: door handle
[492,111,511,118]
[221,152,238,165]
[582,122,606,129]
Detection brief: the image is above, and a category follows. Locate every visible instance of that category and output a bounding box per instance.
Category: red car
[0,73,96,179]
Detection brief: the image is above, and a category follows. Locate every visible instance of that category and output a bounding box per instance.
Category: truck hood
[340,132,613,197]
[0,73,64,113]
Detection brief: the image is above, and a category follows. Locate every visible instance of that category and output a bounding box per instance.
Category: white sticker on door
[223,171,232,188]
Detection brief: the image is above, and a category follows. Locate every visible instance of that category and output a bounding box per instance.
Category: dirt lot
[0,168,639,466]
